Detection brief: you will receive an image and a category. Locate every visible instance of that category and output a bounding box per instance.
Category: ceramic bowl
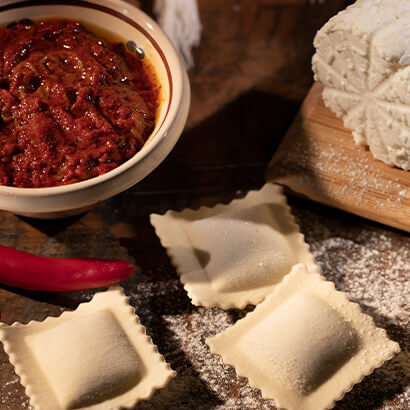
[0,0,190,218]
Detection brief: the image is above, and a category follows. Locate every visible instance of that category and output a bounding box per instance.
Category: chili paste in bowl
[0,0,189,218]
[0,18,160,188]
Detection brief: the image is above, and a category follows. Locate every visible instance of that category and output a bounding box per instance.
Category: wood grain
[268,83,410,232]
[186,0,354,128]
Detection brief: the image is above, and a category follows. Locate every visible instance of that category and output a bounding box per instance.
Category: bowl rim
[0,0,184,196]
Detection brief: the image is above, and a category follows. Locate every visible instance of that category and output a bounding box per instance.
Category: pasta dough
[237,295,358,394]
[206,264,400,410]
[27,310,142,409]
[0,287,175,410]
[184,204,297,292]
[150,184,318,309]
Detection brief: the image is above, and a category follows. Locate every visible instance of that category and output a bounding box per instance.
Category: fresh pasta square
[150,184,318,309]
[0,287,175,410]
[206,264,400,410]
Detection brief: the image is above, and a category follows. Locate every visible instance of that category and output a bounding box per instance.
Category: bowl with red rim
[0,0,190,218]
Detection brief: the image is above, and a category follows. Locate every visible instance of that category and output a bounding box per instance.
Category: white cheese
[312,0,410,170]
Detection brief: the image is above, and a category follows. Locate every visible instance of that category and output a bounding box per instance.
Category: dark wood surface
[1,1,409,409]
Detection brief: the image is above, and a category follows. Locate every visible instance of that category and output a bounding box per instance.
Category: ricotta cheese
[312,0,410,170]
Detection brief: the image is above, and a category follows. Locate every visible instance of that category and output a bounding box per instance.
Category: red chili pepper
[0,245,136,291]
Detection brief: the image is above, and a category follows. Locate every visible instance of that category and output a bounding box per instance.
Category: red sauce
[0,19,160,188]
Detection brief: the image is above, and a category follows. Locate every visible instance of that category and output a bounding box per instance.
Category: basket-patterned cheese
[312,0,410,170]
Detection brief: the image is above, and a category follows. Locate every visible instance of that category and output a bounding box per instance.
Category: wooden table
[1,1,409,409]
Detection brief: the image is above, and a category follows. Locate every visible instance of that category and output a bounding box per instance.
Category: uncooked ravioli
[27,310,142,408]
[185,204,297,292]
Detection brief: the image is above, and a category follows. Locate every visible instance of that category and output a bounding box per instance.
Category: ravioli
[27,310,142,408]
[184,204,297,292]
[150,184,318,309]
[206,264,400,410]
[237,295,358,394]
[0,287,175,410]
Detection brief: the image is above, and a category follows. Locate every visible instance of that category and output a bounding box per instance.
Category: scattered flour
[122,198,409,409]
[1,201,408,409]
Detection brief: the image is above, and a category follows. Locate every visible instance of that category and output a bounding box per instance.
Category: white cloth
[154,0,202,68]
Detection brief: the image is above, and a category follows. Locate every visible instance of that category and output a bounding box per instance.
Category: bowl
[0,0,190,218]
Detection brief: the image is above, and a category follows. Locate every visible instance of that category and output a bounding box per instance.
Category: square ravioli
[0,287,175,410]
[150,184,318,309]
[206,264,400,410]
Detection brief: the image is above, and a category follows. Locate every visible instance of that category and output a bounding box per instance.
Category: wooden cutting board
[267,82,410,232]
